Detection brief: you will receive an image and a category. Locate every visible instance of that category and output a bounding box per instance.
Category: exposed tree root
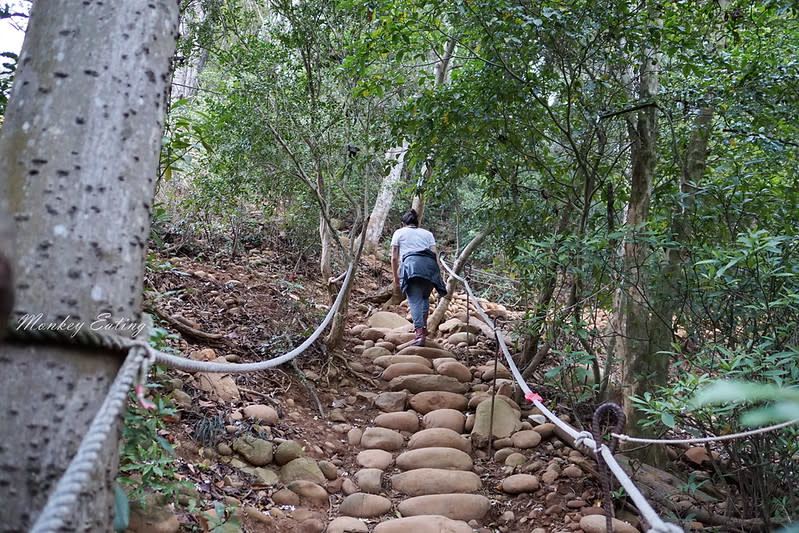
[148,305,226,343]
[332,351,378,388]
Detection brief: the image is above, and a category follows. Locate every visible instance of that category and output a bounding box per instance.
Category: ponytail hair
[401,209,419,226]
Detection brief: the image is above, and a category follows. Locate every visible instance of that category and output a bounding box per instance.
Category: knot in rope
[574,430,596,450]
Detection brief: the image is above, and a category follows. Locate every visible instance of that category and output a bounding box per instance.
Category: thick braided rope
[7,262,356,374]
[439,255,683,533]
[30,345,152,533]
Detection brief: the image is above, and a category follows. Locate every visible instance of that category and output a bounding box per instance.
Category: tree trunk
[613,5,665,464]
[0,162,11,336]
[0,1,178,530]
[650,106,713,358]
[171,3,208,100]
[325,235,365,349]
[410,36,457,222]
[428,225,495,333]
[318,170,333,281]
[364,142,408,253]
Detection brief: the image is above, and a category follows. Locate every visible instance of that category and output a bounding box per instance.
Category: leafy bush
[630,229,799,526]
[117,393,183,504]
[115,325,189,529]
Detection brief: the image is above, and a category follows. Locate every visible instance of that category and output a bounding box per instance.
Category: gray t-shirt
[391,226,436,260]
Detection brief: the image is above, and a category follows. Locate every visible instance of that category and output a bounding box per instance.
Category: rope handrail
[612,417,799,445]
[14,261,357,532]
[438,254,683,533]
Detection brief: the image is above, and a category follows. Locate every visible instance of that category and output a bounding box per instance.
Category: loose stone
[579,515,641,533]
[501,474,540,494]
[327,517,369,533]
[355,468,383,494]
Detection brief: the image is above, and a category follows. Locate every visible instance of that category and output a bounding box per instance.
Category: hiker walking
[391,209,447,346]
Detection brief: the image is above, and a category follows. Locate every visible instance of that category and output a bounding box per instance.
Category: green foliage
[116,327,187,515]
[153,0,799,523]
[202,501,241,532]
[158,0,401,262]
[544,349,601,404]
[691,380,799,426]
[117,392,183,505]
[0,51,16,116]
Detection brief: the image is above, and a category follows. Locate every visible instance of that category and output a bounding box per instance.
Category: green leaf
[740,402,799,426]
[690,381,799,409]
[113,484,130,531]
[156,435,176,456]
[660,412,676,428]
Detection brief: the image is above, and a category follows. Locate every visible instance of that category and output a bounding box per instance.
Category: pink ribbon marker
[525,392,543,403]
[136,384,157,410]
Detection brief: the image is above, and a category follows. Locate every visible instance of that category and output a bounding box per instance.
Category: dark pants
[406,278,433,329]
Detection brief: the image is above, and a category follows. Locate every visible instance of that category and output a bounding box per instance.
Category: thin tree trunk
[171,1,208,101]
[650,106,713,353]
[410,36,457,222]
[0,1,178,530]
[364,142,408,253]
[428,224,495,333]
[411,161,431,224]
[325,232,366,349]
[519,205,574,374]
[318,171,333,281]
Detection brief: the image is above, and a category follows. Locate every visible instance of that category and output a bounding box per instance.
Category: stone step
[407,427,471,454]
[374,410,419,433]
[421,408,466,433]
[373,354,433,368]
[373,514,473,533]
[387,374,470,394]
[390,468,482,496]
[396,346,457,359]
[360,427,405,451]
[395,447,473,471]
[397,493,491,521]
[339,492,392,518]
[381,362,435,381]
[409,391,469,413]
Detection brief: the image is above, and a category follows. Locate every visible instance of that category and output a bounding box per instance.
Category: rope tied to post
[592,402,627,533]
[5,261,356,532]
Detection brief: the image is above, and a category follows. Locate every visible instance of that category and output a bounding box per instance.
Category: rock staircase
[322,309,616,533]
[147,300,643,533]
